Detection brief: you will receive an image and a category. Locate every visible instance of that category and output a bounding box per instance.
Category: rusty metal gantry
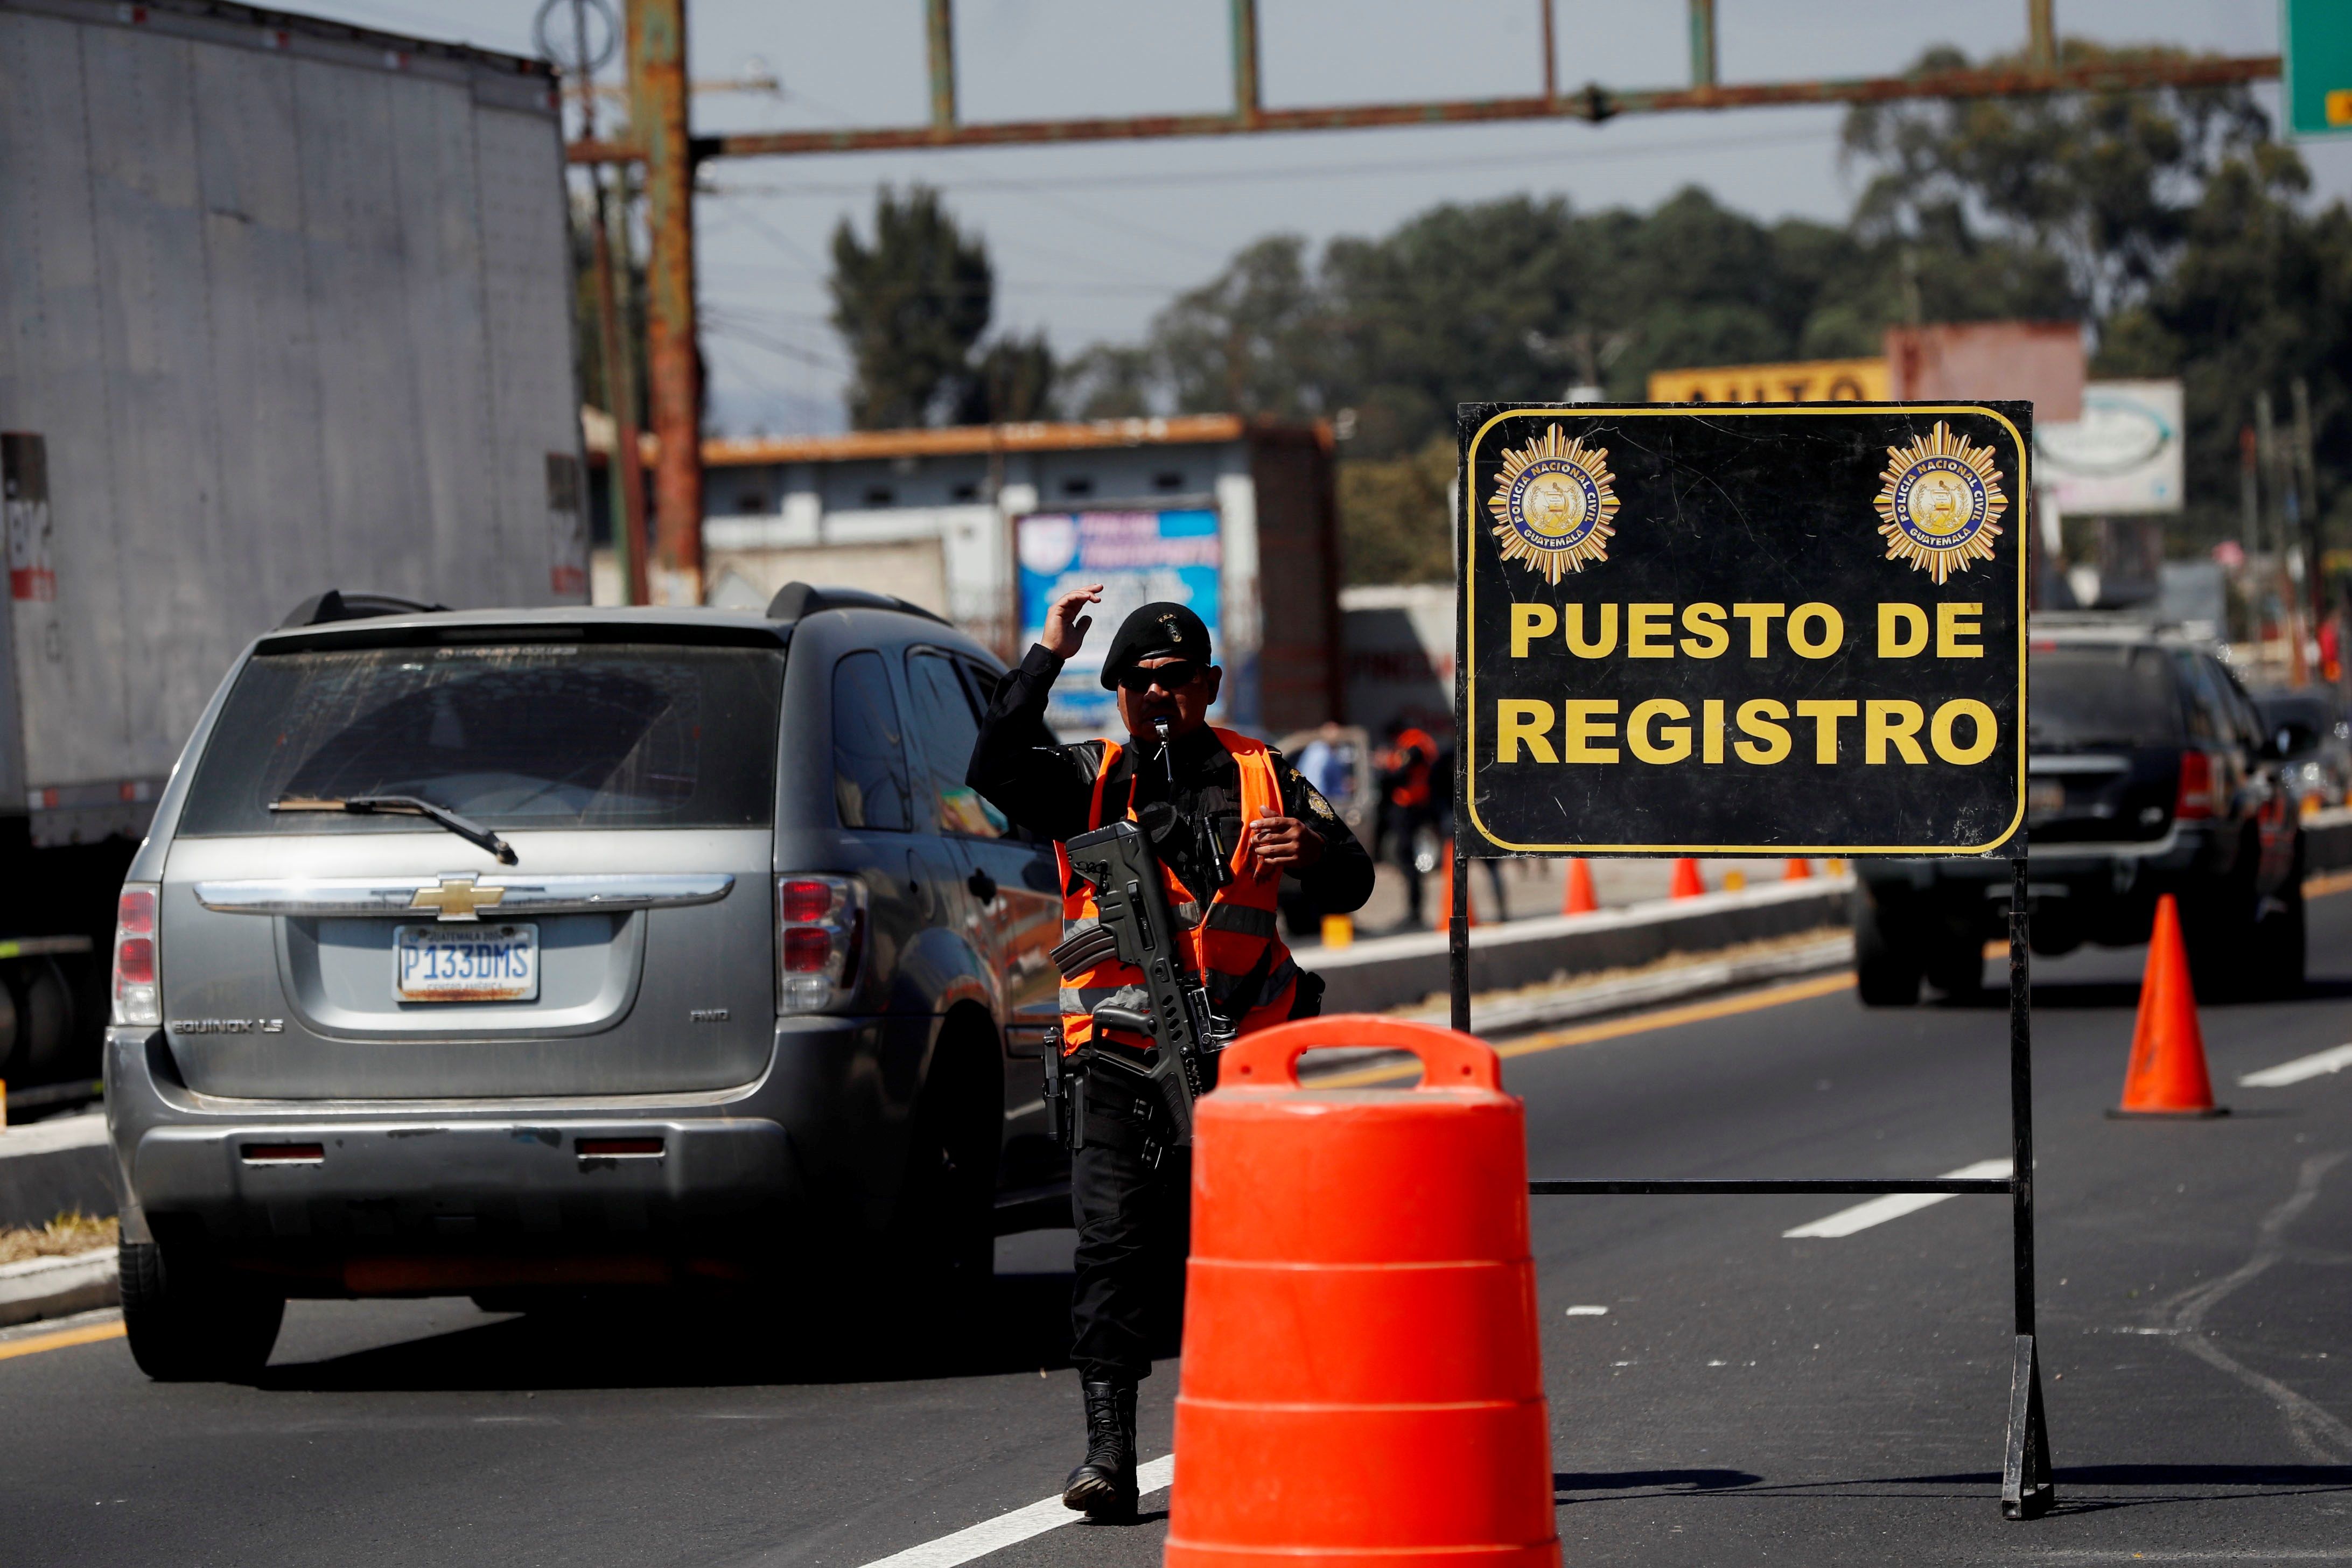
[581,0,2278,604]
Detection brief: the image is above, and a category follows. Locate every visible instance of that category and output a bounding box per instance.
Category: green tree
[1338,435,1456,584]
[1843,41,2267,320]
[1842,41,2346,552]
[829,185,995,429]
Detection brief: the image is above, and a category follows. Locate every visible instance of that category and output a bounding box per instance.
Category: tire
[886,1027,999,1314]
[2182,848,2262,1002]
[1925,928,1985,998]
[120,1240,284,1382]
[1854,888,1922,1007]
[2254,869,2307,999]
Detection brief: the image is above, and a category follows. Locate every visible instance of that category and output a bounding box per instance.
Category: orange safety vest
[1058,726,1299,1054]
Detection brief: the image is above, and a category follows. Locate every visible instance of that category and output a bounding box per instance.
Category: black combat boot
[1062,1378,1139,1521]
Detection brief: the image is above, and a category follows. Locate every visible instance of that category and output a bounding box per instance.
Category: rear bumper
[129,1116,790,1242]
[103,1011,929,1283]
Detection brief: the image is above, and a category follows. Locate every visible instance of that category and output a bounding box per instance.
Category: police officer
[968,585,1375,1522]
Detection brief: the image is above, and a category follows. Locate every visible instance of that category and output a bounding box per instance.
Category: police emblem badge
[1487,425,1619,584]
[1874,421,2008,584]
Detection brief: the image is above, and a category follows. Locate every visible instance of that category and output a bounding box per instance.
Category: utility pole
[1688,0,1717,94]
[2239,423,2262,643]
[2259,391,2308,684]
[2294,376,2326,629]
[572,0,649,607]
[627,0,702,605]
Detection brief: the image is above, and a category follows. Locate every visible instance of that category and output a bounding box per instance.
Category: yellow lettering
[1938,602,1984,659]
[1627,698,1692,763]
[1731,603,1786,657]
[1734,699,1791,764]
[1787,603,1845,659]
[1702,697,1725,764]
[1509,603,1557,659]
[1796,698,1859,762]
[1878,603,1928,657]
[1496,699,1557,762]
[1627,603,1674,658]
[1680,603,1729,659]
[1561,699,1620,763]
[1866,699,1928,764]
[1931,699,1998,764]
[1565,603,1618,659]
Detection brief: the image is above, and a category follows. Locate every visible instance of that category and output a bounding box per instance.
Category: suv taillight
[777,876,865,1015]
[112,884,160,1025]
[2175,750,2217,821]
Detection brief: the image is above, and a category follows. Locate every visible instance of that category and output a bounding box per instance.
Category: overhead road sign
[2285,0,2352,138]
[1455,403,2028,857]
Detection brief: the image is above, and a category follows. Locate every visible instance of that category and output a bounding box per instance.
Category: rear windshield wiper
[270,795,519,865]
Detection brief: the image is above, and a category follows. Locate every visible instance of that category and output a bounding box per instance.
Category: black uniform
[968,642,1375,1383]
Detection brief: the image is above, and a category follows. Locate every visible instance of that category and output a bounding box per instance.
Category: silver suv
[105,586,1065,1378]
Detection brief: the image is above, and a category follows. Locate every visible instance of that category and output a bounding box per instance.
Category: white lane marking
[855,1455,1175,1568]
[2242,1043,2352,1088]
[1563,1305,1608,1317]
[1005,1098,1046,1120]
[1782,1159,2012,1239]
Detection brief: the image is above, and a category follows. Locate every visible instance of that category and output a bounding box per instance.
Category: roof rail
[278,590,451,629]
[764,580,949,627]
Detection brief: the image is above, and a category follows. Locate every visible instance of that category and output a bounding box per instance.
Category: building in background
[661,416,1343,737]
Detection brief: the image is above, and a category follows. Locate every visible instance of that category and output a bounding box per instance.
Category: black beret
[1099,601,1214,690]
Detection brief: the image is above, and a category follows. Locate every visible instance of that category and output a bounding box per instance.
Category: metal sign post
[1449,400,2049,1519]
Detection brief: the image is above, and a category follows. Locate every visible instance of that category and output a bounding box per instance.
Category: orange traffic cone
[1783,857,1812,881]
[2112,893,2227,1118]
[1669,857,1705,899]
[1561,857,1598,915]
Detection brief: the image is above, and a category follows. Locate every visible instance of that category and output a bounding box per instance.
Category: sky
[298,2,2316,435]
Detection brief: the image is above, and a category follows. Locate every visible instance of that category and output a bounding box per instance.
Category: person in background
[1375,715,1439,929]
[1295,721,1354,807]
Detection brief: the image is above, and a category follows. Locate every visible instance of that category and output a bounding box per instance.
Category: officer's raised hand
[1245,804,1326,873]
[1042,583,1105,659]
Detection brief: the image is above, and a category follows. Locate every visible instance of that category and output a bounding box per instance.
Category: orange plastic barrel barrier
[1168,1017,1559,1568]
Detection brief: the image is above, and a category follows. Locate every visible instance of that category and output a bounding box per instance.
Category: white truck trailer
[0,0,586,1098]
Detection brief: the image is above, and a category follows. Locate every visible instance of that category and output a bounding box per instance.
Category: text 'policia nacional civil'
[1457,404,2028,858]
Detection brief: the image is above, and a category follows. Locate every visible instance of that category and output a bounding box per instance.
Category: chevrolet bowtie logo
[409,876,505,922]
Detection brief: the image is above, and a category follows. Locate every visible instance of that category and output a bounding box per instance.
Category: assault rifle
[1045,818,1235,1150]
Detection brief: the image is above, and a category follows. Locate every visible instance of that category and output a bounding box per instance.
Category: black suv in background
[1857,622,2304,1005]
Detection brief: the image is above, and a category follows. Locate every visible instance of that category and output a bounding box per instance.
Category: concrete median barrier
[1313,874,1855,1016]
[0,1112,115,1231]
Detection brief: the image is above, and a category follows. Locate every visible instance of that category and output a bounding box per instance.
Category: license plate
[395,923,538,1003]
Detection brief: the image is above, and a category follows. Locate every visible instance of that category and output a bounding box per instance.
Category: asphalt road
[6,895,2351,1566]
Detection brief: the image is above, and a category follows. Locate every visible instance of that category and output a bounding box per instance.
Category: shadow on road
[1554,1468,1761,1496]
[253,1271,1084,1394]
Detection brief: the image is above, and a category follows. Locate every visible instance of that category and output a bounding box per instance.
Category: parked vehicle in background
[2251,688,2351,811]
[1857,621,2305,1005]
[108,586,1064,1380]
[0,0,584,1101]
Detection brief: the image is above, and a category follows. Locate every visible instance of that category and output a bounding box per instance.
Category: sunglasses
[1116,661,1203,694]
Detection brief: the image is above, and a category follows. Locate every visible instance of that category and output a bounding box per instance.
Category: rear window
[2029,646,2182,748]
[178,643,783,835]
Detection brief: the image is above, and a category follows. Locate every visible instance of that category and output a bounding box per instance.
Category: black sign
[1455,403,2027,856]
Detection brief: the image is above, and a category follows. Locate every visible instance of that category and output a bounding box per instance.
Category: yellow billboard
[1646,356,1890,404]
